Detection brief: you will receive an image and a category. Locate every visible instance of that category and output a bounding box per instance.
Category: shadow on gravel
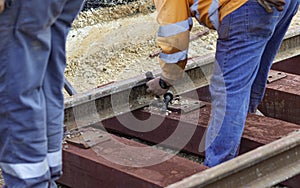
[83,0,137,11]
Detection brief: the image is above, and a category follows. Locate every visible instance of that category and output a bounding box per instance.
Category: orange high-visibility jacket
[154,0,247,81]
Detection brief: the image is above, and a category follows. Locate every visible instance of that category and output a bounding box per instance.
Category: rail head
[166,130,300,188]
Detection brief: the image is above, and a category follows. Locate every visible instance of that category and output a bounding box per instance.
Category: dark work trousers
[0,0,84,187]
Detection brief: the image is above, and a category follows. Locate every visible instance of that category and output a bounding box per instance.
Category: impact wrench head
[161,90,173,112]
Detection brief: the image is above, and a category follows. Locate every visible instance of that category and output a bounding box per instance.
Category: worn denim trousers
[204,0,299,167]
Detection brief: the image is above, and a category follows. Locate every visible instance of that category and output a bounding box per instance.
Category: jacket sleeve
[154,0,192,83]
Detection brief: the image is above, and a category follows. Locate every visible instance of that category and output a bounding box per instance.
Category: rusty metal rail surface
[166,130,300,188]
[59,25,300,188]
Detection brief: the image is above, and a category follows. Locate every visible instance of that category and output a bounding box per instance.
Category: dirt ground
[65,1,300,93]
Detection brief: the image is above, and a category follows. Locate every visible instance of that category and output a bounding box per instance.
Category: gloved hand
[0,0,5,13]
[257,0,286,13]
[146,77,170,96]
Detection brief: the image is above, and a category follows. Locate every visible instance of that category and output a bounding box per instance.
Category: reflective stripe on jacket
[154,0,247,81]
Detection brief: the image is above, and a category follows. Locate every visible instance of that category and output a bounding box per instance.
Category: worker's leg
[0,0,67,187]
[44,0,83,186]
[204,0,284,167]
[249,0,300,113]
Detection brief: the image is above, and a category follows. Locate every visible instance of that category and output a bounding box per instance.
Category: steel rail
[64,25,300,129]
[60,25,300,188]
[166,130,300,188]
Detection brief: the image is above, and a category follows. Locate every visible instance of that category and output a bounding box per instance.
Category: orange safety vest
[154,0,247,81]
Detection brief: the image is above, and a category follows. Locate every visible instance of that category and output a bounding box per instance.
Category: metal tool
[145,71,174,112]
[64,77,77,96]
[145,71,155,81]
[161,90,173,112]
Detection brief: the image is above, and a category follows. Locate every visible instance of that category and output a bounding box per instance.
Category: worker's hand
[0,0,5,14]
[257,0,285,13]
[146,77,170,96]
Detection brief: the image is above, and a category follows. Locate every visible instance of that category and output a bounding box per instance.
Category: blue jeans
[204,0,299,167]
[0,0,83,187]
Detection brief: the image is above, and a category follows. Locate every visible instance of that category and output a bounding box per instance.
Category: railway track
[57,25,300,188]
[1,25,298,187]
